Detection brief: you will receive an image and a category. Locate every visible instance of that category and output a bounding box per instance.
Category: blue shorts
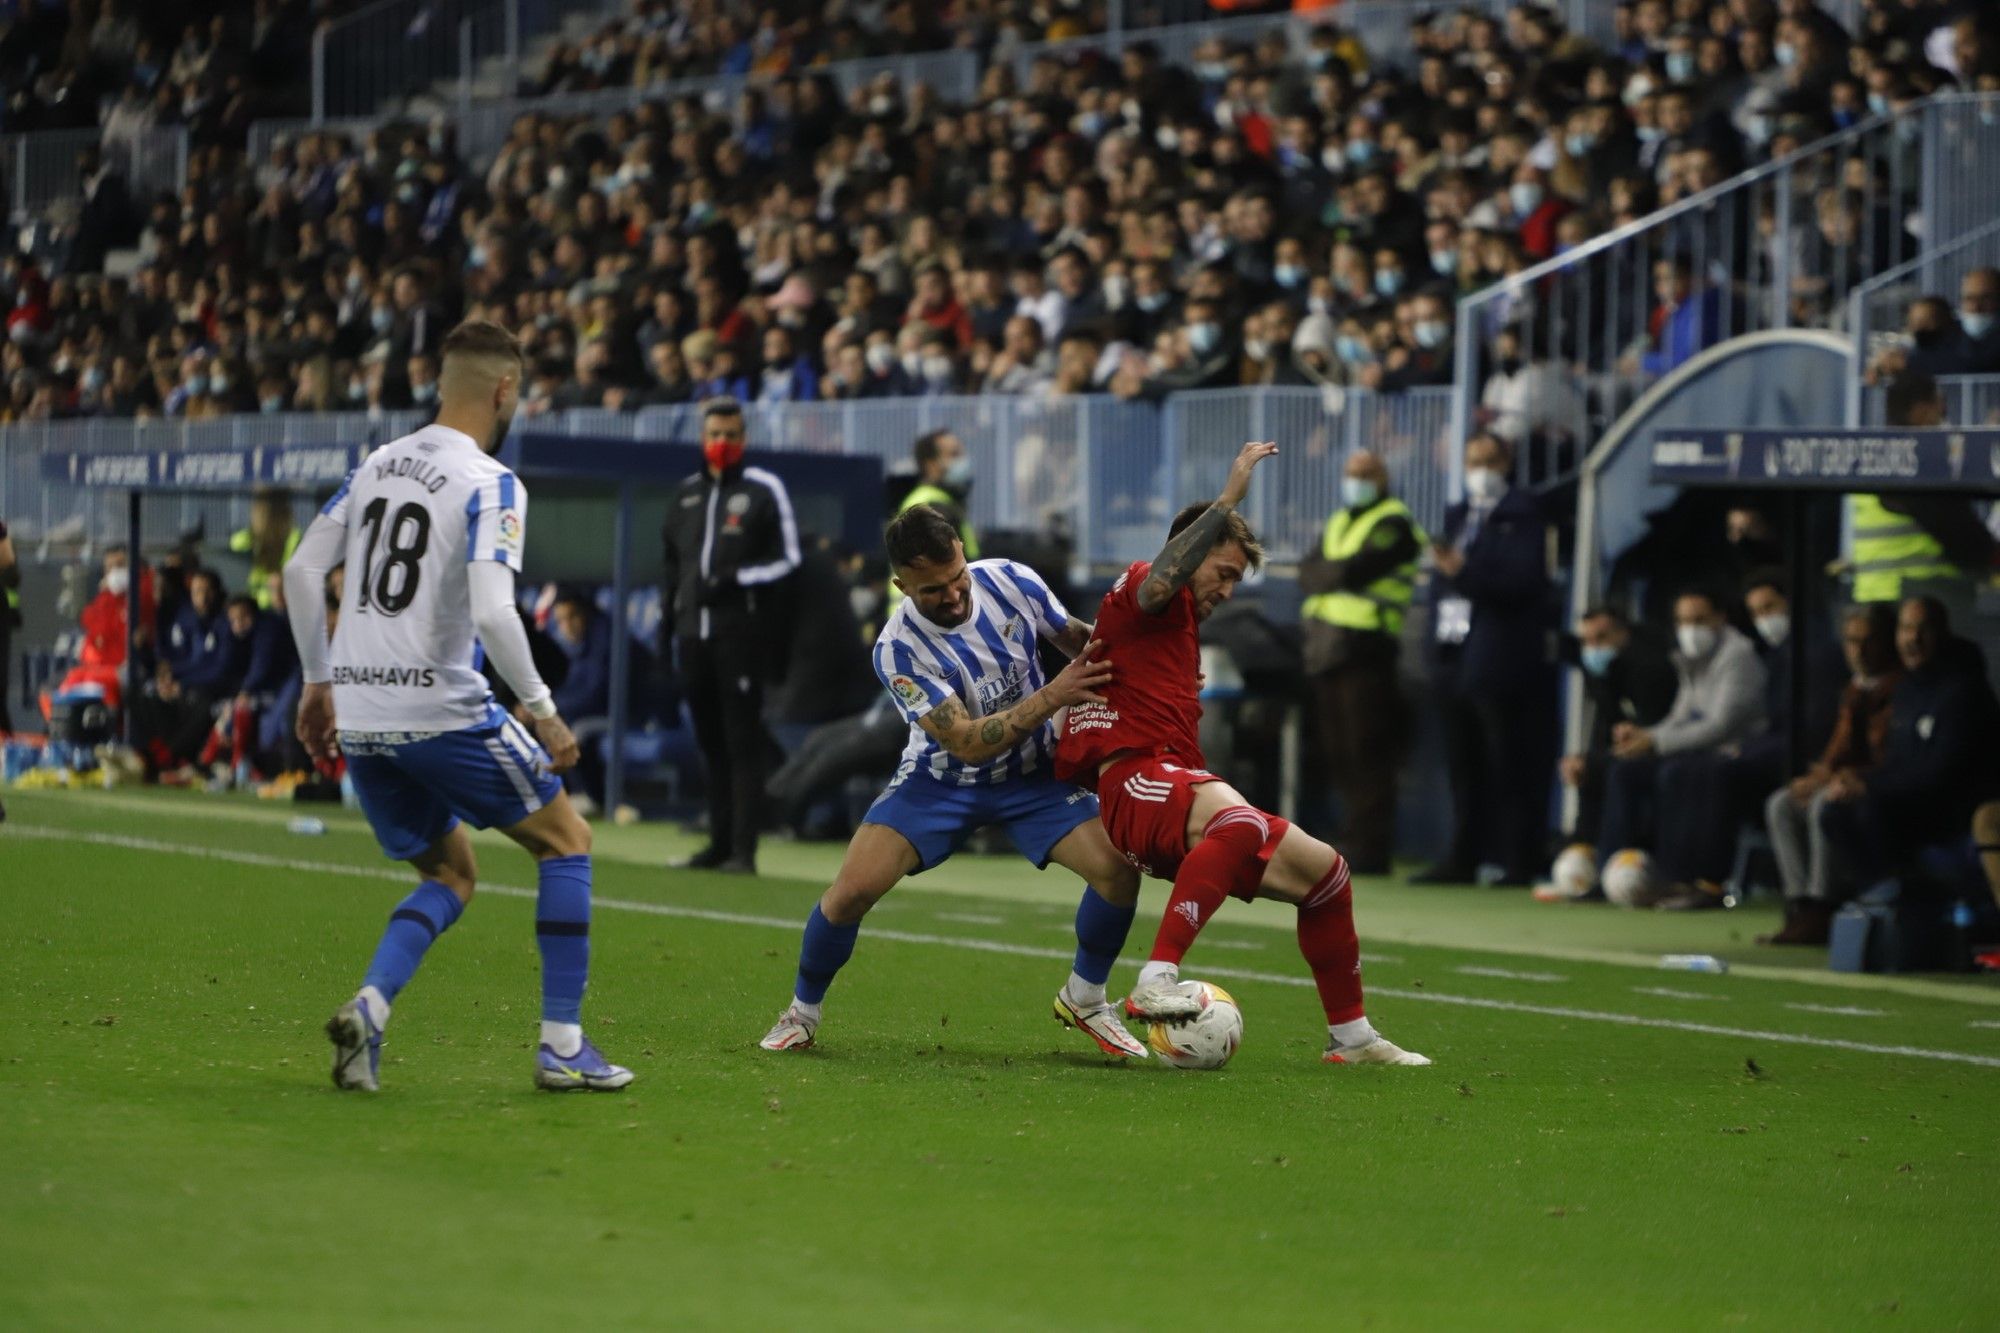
[863,769,1100,874]
[342,717,562,861]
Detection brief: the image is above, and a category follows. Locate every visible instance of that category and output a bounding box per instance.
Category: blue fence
[0,386,1457,569]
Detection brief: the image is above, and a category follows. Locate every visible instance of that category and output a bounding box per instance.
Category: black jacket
[1868,642,2000,831]
[1428,487,1556,696]
[1564,629,1678,759]
[662,461,801,644]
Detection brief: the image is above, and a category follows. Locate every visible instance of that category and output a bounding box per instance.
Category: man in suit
[1413,434,1556,886]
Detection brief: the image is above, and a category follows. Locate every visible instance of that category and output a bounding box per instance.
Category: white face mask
[103,566,130,596]
[1464,466,1506,501]
[1754,613,1790,647]
[1677,623,1720,658]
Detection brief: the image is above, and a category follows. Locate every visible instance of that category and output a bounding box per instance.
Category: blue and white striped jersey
[872,559,1073,786]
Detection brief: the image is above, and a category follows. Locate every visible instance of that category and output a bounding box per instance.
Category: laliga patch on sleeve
[495,509,523,553]
[889,674,927,709]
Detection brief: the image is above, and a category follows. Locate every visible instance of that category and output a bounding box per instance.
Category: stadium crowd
[0,0,1993,430]
[4,1,2000,968]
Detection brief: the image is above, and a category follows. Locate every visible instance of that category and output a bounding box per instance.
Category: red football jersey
[1055,560,1206,780]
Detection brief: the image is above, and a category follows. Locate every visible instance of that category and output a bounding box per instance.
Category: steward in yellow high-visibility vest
[1846,493,1961,603]
[888,431,977,607]
[1297,453,1425,875]
[230,489,302,611]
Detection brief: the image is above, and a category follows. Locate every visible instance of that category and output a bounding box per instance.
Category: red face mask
[703,438,744,472]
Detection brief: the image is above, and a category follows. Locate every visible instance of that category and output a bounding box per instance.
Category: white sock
[1137,961,1180,988]
[1329,1018,1378,1049]
[540,1020,583,1057]
[356,986,390,1030]
[791,998,823,1023]
[1063,972,1107,1007]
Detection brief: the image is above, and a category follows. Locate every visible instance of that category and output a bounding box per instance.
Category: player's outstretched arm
[917,642,1111,765]
[1137,440,1277,614]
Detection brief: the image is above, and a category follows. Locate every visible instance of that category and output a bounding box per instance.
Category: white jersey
[872,559,1072,786]
[322,424,523,733]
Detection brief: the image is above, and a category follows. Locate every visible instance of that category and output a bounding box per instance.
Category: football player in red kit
[1056,441,1428,1066]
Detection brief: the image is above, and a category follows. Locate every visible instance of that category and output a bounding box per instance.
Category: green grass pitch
[3,786,1997,1330]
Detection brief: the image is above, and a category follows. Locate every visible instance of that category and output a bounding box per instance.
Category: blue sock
[1071,887,1137,986]
[536,854,592,1024]
[795,904,859,1005]
[362,880,464,1003]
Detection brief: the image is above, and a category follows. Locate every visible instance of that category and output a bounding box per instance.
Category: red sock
[1297,855,1364,1025]
[1148,807,1272,966]
[230,704,253,769]
[197,728,222,767]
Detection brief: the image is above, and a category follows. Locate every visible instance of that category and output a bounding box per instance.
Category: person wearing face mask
[1415,435,1557,887]
[1596,589,1769,900]
[895,430,980,564]
[1116,297,1239,399]
[1556,605,1678,863]
[0,516,17,736]
[1760,605,1901,945]
[44,546,156,719]
[1298,451,1425,875]
[1956,267,2000,371]
[661,398,802,875]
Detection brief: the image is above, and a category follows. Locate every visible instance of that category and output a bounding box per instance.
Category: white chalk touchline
[8,824,2000,1070]
[1456,965,1568,984]
[1632,986,1727,1002]
[1785,1002,1889,1018]
[934,912,1005,925]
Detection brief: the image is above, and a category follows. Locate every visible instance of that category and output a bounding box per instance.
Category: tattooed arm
[1137,440,1278,614]
[917,641,1112,764]
[1048,616,1095,659]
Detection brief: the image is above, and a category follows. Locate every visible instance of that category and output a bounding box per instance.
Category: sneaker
[1122,974,1204,1023]
[759,1004,819,1051]
[1325,1035,1431,1066]
[1053,990,1147,1059]
[326,999,382,1092]
[534,1036,634,1091]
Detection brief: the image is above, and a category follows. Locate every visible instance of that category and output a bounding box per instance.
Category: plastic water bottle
[1659,954,1728,974]
[1949,901,1976,972]
[288,816,328,836]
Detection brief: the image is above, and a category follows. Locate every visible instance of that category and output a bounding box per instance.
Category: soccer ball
[1539,843,1598,901]
[1602,848,1662,908]
[1145,981,1243,1070]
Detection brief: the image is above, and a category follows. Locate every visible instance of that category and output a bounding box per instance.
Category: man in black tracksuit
[663,398,802,873]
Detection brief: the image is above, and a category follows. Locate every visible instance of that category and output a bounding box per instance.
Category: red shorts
[1095,754,1286,888]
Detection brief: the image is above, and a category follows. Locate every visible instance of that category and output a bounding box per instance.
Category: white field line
[11,824,2000,1071]
[1454,965,1567,984]
[934,912,1005,925]
[1632,986,1727,1002]
[1784,1002,1889,1018]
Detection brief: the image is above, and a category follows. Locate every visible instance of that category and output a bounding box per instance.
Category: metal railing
[0,386,1456,566]
[1007,0,1512,90]
[0,124,188,223]
[1844,218,2000,426]
[1448,95,2000,502]
[313,0,597,121]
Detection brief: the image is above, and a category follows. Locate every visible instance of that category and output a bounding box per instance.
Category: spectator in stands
[1558,604,1680,860]
[1299,450,1424,876]
[983,316,1053,396]
[1898,295,1983,377]
[1761,604,1901,945]
[1596,588,1769,901]
[1818,597,2000,900]
[755,325,819,405]
[1956,267,2000,371]
[1625,253,1723,377]
[1416,434,1556,887]
[1362,291,1454,391]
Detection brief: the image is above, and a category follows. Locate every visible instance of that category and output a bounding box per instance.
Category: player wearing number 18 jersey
[1056,441,1428,1066]
[283,319,631,1093]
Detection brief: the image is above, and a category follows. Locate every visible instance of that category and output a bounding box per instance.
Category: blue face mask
[1345,139,1376,166]
[1430,249,1458,277]
[1665,52,1695,83]
[1188,321,1221,356]
[1341,477,1380,509]
[1274,263,1305,288]
[1335,334,1372,364]
[1374,269,1404,297]
[1964,311,1995,339]
[1565,132,1595,158]
[1867,92,1889,117]
[1580,644,1617,676]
